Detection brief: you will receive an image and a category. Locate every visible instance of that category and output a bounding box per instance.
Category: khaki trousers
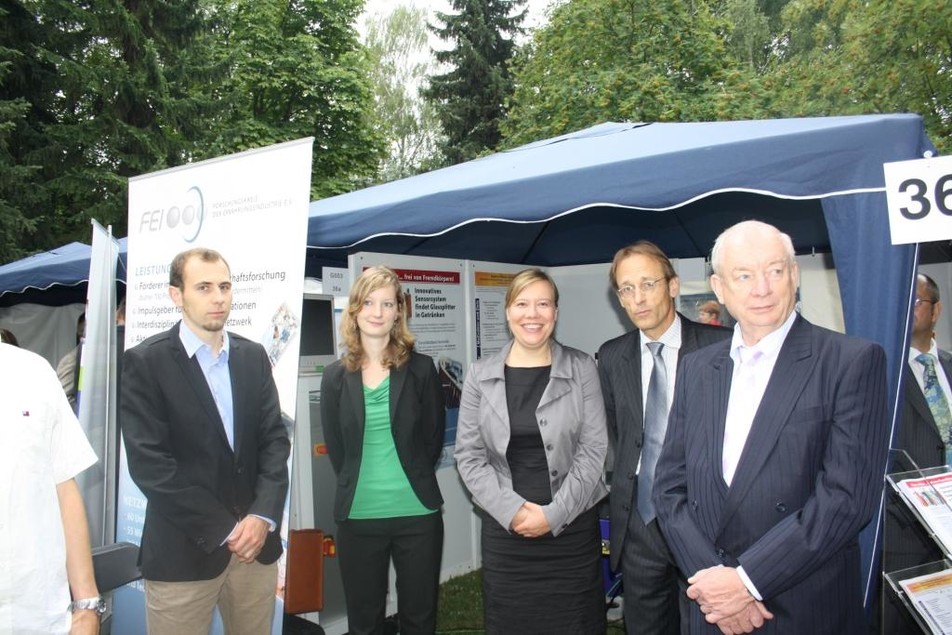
[145,554,277,635]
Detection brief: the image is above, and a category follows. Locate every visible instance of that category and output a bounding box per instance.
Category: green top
[349,376,436,519]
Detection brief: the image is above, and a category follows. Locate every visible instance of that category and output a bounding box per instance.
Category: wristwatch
[69,596,106,616]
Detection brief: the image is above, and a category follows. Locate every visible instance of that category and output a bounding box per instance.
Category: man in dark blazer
[598,241,729,634]
[122,248,290,635]
[883,272,951,632]
[654,220,888,634]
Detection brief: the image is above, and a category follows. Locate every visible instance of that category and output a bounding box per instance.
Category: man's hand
[226,516,269,563]
[510,502,551,538]
[688,566,760,624]
[713,601,773,634]
[69,608,100,635]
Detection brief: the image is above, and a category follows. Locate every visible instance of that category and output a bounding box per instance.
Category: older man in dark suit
[122,248,290,635]
[654,220,888,634]
[598,241,729,634]
[883,271,952,632]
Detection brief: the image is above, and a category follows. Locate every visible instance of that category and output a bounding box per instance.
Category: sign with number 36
[885,154,952,245]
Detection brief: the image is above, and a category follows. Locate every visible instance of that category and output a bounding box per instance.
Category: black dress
[480,365,605,634]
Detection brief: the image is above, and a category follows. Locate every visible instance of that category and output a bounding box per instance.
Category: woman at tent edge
[454,267,608,634]
[320,265,445,635]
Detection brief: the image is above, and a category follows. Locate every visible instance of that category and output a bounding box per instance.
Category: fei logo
[137,186,205,243]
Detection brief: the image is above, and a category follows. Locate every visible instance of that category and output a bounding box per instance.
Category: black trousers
[337,513,444,635]
[621,516,687,635]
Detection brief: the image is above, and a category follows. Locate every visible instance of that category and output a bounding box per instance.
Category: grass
[435,569,625,634]
[436,570,485,633]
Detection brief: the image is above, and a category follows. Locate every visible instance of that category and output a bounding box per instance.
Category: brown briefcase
[284,529,324,614]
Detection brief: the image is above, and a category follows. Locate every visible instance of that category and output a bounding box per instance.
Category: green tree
[363,4,445,182]
[424,0,527,164]
[0,0,218,259]
[0,83,36,263]
[765,0,951,153]
[720,0,772,72]
[0,0,386,264]
[52,0,217,240]
[200,0,384,198]
[501,0,761,146]
[0,1,44,262]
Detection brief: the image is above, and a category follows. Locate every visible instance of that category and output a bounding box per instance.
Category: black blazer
[597,313,730,570]
[121,322,290,581]
[897,349,952,469]
[654,315,889,634]
[321,350,446,523]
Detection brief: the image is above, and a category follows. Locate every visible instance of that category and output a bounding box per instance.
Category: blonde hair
[505,268,560,308]
[339,266,415,371]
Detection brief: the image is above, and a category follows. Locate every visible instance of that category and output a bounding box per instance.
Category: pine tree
[424,0,526,165]
[0,0,220,253]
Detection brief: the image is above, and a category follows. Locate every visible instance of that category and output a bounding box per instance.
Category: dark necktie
[638,341,668,523]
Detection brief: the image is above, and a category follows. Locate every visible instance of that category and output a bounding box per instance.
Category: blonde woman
[454,268,608,633]
[321,266,445,635]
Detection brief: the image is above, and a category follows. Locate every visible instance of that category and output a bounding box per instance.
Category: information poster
[471,268,519,360]
[468,261,528,361]
[114,138,312,634]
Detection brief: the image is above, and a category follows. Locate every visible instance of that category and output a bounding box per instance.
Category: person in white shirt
[654,220,889,634]
[0,342,101,635]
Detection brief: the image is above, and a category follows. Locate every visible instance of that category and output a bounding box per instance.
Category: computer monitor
[298,293,337,375]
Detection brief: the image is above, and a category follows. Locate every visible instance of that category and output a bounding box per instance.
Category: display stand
[885,450,952,634]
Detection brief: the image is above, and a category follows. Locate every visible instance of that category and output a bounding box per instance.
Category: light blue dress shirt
[178,323,234,449]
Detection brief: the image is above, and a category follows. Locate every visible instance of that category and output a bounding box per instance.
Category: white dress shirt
[638,315,682,474]
[722,310,797,485]
[721,311,797,601]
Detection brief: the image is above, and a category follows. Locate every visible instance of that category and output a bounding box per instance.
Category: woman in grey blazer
[454,268,608,634]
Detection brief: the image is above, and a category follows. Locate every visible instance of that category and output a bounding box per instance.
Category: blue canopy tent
[0,241,93,306]
[305,114,938,611]
[0,114,938,611]
[0,239,127,307]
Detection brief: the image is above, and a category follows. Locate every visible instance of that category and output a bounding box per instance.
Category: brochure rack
[886,453,952,634]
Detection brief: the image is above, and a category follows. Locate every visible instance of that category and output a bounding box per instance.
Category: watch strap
[69,596,106,615]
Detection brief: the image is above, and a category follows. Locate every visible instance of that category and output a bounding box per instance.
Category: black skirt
[480,505,606,634]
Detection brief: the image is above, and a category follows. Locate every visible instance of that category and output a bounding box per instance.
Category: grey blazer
[454,339,608,536]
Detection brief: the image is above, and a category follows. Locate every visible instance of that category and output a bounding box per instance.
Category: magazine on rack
[896,471,952,554]
[899,568,952,635]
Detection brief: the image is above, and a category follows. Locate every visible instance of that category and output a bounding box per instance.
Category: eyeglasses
[617,277,667,298]
[915,298,937,307]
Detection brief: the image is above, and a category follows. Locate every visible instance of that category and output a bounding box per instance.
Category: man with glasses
[597,241,729,634]
[884,271,951,632]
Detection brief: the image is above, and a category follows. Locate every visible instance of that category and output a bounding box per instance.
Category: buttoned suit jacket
[454,339,608,536]
[597,313,730,570]
[653,315,889,634]
[121,322,290,581]
[320,350,446,523]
